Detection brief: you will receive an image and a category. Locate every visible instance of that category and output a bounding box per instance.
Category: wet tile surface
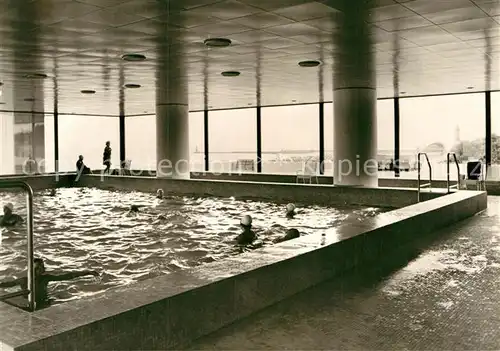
[187,196,500,351]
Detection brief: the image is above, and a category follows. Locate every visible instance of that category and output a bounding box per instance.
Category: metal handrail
[446,153,461,193]
[0,181,35,311]
[417,153,432,202]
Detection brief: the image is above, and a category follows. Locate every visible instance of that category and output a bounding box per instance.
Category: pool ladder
[0,181,36,312]
[417,153,432,202]
[446,152,461,193]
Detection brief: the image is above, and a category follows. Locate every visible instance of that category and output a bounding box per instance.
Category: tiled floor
[187,197,500,350]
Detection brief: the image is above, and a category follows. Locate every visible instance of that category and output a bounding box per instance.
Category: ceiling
[0,0,499,115]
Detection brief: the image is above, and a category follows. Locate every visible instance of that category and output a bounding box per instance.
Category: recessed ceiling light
[204,38,232,47]
[124,84,141,88]
[208,105,213,108]
[292,99,297,102]
[121,53,146,62]
[248,103,253,105]
[81,89,96,94]
[24,73,48,79]
[221,71,240,77]
[400,91,406,94]
[298,60,321,67]
[24,98,34,102]
[467,86,474,89]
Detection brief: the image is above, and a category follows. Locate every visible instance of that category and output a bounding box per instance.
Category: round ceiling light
[24,73,48,79]
[221,71,240,77]
[298,60,321,67]
[81,89,96,94]
[204,38,232,47]
[121,53,146,62]
[124,83,141,88]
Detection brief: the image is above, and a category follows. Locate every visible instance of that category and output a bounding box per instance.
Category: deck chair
[296,157,319,184]
[465,160,486,190]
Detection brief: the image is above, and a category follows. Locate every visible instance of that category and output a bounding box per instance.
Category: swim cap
[4,203,13,211]
[157,189,164,195]
[286,203,296,212]
[240,214,252,226]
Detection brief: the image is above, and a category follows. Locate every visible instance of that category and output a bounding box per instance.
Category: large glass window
[58,115,120,172]
[490,92,500,179]
[0,112,46,175]
[189,112,204,173]
[261,104,319,174]
[376,99,395,178]
[125,115,156,171]
[324,103,334,175]
[0,112,15,175]
[208,108,256,173]
[44,115,55,173]
[400,93,485,179]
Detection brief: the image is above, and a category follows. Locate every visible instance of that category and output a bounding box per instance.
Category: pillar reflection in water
[332,1,377,187]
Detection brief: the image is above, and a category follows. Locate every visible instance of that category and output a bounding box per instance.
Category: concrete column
[156,27,190,179]
[333,2,377,187]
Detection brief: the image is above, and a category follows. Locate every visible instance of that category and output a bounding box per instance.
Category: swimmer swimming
[274,228,300,243]
[156,189,164,199]
[0,258,99,307]
[235,214,257,245]
[286,203,296,219]
[0,203,23,227]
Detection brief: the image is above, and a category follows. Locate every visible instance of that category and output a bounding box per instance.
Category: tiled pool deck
[187,196,500,350]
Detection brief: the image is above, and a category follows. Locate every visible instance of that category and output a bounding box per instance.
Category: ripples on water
[0,187,385,304]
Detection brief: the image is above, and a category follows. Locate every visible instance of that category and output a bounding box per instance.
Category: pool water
[0,187,388,305]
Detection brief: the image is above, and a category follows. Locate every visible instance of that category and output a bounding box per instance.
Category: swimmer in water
[156,189,164,199]
[0,258,99,308]
[274,228,300,243]
[235,214,257,246]
[286,203,296,219]
[48,189,56,197]
[0,203,23,227]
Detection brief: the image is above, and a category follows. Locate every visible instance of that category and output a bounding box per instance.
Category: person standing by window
[103,141,111,174]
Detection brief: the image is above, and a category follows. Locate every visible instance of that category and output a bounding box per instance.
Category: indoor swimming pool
[0,187,388,304]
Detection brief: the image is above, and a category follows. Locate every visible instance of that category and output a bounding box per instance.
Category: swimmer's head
[34,258,45,276]
[156,189,164,199]
[286,203,296,213]
[130,205,139,212]
[3,202,13,215]
[78,155,83,161]
[240,214,252,228]
[49,189,56,196]
[285,228,300,239]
